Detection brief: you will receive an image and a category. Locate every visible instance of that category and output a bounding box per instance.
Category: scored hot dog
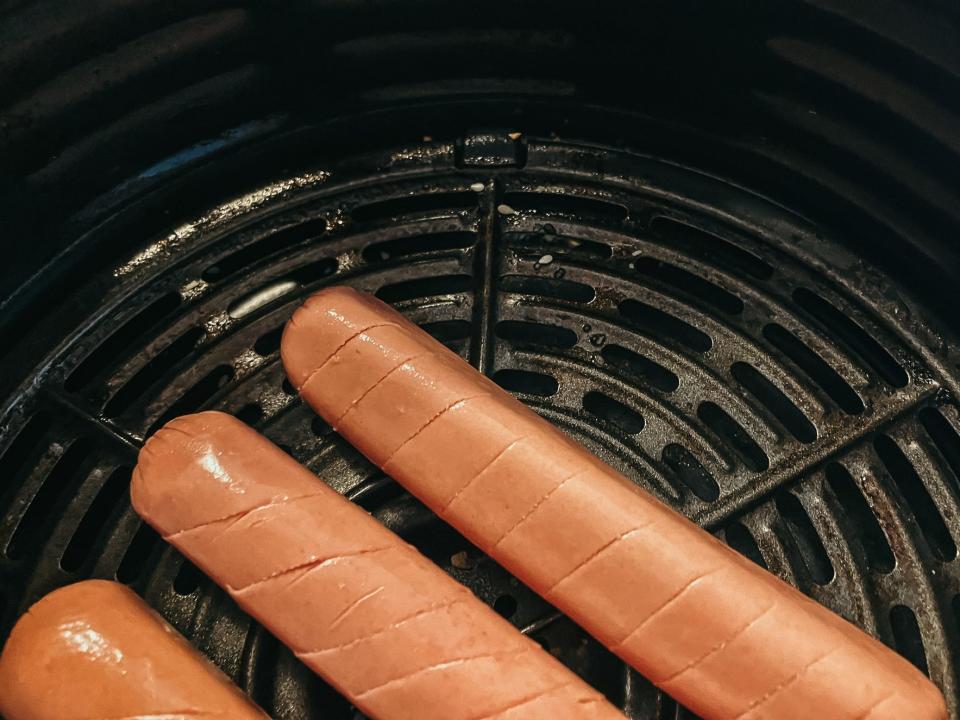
[0,579,268,720]
[131,411,626,720]
[281,286,947,720]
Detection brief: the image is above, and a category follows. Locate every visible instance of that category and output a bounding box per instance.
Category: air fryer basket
[2,2,960,718]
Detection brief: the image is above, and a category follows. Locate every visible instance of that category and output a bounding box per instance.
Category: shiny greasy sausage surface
[0,580,267,720]
[132,411,625,720]
[280,286,947,720]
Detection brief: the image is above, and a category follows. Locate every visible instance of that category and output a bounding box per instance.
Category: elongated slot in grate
[173,558,206,595]
[649,217,774,280]
[600,345,679,392]
[148,364,235,435]
[632,256,744,315]
[103,327,205,418]
[287,257,339,287]
[919,407,960,496]
[500,275,596,303]
[582,391,645,435]
[495,320,577,349]
[731,362,816,443]
[662,443,718,502]
[775,492,834,585]
[254,324,285,356]
[66,292,182,391]
[619,299,712,353]
[890,605,929,675]
[501,192,629,222]
[115,522,162,584]
[492,369,558,397]
[0,413,51,508]
[8,438,95,558]
[724,521,768,569]
[60,465,132,571]
[203,217,329,282]
[873,434,956,561]
[792,288,908,388]
[825,463,895,574]
[698,402,769,472]
[763,324,864,414]
[376,274,473,302]
[236,403,264,426]
[362,231,475,262]
[420,320,472,343]
[505,231,612,260]
[351,192,478,222]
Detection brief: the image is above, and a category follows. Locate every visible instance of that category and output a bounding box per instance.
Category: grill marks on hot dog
[131,412,626,720]
[281,287,947,720]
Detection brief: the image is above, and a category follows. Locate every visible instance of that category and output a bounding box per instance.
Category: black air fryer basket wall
[2,1,960,718]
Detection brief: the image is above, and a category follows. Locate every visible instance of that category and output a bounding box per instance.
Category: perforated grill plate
[3,135,960,719]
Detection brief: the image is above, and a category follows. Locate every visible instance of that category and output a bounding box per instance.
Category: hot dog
[131,411,626,720]
[281,286,947,720]
[0,579,267,720]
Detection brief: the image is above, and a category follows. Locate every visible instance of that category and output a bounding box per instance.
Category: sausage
[280,286,948,720]
[0,579,267,720]
[131,411,626,720]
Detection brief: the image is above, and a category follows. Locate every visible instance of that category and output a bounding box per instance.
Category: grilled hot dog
[0,580,267,720]
[131,411,626,720]
[280,286,947,720]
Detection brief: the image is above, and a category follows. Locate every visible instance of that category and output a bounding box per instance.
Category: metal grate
[3,134,960,719]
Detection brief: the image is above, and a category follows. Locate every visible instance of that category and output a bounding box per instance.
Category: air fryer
[2,1,960,718]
